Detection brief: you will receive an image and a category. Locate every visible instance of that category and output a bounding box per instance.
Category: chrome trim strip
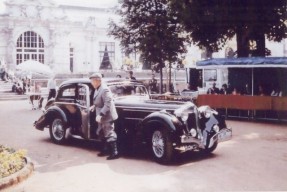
[124,117,143,121]
[122,108,158,113]
[117,105,176,111]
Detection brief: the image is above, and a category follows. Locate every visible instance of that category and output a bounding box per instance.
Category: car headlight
[213,124,220,132]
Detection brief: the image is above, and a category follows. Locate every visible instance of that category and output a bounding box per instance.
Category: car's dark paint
[34,78,232,163]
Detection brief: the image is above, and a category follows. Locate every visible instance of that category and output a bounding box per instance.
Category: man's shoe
[106,141,119,160]
[107,153,119,160]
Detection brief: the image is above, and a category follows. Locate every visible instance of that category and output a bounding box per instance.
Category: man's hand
[89,105,95,112]
[96,115,102,123]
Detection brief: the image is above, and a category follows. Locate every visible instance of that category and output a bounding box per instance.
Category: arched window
[16,31,45,64]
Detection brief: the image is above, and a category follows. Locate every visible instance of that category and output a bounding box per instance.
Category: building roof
[196,57,287,69]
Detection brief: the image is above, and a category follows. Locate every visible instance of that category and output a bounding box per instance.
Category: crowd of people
[2,69,57,110]
[206,82,283,97]
[11,77,32,95]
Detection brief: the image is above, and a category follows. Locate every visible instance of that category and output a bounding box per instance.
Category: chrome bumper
[177,127,232,152]
[208,127,232,148]
[176,135,204,152]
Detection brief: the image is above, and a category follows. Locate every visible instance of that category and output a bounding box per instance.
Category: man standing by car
[89,73,119,160]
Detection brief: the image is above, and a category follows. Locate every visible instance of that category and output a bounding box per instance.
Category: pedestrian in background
[258,85,265,96]
[47,76,57,101]
[219,84,228,95]
[127,71,136,80]
[207,82,220,94]
[148,74,158,93]
[89,72,119,160]
[270,84,282,97]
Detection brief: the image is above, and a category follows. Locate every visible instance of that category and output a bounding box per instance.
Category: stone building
[0,0,122,73]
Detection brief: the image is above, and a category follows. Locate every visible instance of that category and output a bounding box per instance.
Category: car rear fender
[46,106,68,125]
[35,106,68,130]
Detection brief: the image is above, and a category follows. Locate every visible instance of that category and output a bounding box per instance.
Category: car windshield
[109,84,148,98]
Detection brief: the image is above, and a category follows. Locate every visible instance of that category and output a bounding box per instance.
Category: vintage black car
[34,79,232,163]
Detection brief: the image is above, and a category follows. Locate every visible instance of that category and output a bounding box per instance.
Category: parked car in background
[34,79,232,164]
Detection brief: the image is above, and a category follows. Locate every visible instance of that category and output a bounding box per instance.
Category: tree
[170,0,287,57]
[109,0,189,93]
[100,46,113,69]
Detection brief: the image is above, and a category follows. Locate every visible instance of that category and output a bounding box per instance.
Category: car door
[77,84,91,139]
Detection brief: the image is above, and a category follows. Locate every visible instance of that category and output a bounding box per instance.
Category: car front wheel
[203,141,218,154]
[150,128,173,164]
[49,118,67,144]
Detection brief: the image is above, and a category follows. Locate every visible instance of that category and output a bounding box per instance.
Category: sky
[54,0,118,8]
[0,0,119,13]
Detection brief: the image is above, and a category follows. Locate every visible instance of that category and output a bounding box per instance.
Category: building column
[49,28,70,73]
[84,32,97,73]
[4,28,15,70]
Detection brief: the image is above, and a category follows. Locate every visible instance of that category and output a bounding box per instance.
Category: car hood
[114,96,193,111]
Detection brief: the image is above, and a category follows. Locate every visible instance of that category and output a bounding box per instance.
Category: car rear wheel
[49,118,67,144]
[150,128,173,164]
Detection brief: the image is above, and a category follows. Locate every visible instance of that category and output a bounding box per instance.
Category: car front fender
[141,111,184,142]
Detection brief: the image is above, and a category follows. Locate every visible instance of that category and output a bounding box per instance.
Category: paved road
[1,100,287,192]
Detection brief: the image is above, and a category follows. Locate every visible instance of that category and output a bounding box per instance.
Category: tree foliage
[109,0,190,92]
[109,0,190,69]
[170,0,287,57]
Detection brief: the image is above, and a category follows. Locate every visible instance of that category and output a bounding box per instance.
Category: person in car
[89,73,119,160]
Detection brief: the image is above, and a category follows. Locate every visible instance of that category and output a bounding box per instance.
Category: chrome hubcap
[52,119,64,140]
[152,130,164,158]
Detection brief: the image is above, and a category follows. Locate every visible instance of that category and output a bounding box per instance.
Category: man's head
[213,82,216,88]
[89,72,102,89]
[151,74,155,79]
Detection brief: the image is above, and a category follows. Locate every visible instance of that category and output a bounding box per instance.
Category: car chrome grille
[186,113,197,132]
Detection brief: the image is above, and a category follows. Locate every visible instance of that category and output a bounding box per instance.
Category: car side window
[57,85,76,101]
[62,88,76,97]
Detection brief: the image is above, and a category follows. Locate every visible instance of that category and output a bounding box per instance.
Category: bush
[0,145,27,178]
